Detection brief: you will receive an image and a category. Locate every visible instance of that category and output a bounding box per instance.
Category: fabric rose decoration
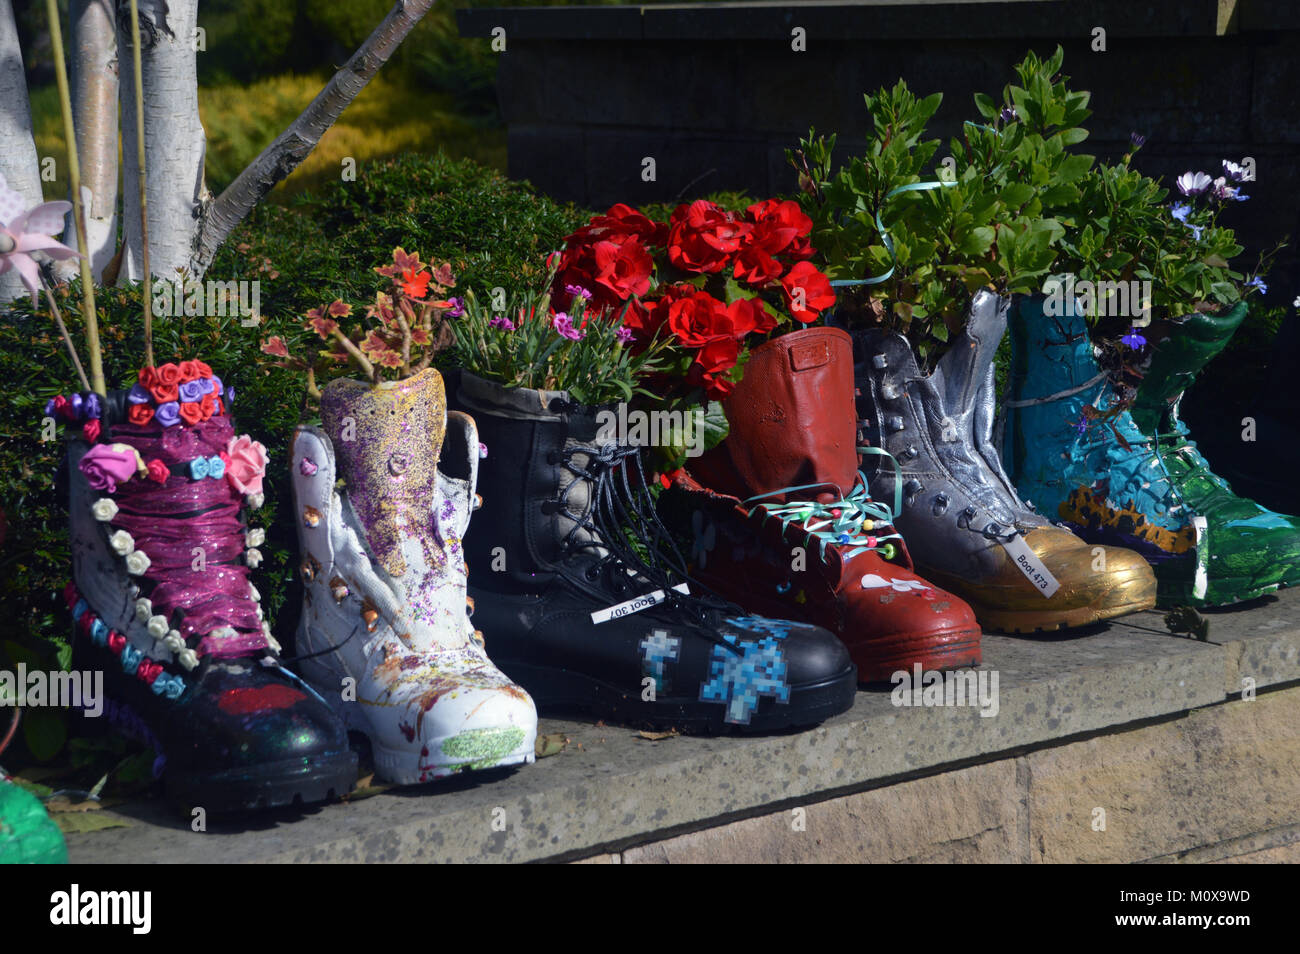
[109,529,135,555]
[226,435,269,495]
[83,419,101,443]
[146,459,170,483]
[125,550,151,575]
[79,443,143,492]
[155,402,181,428]
[127,404,155,426]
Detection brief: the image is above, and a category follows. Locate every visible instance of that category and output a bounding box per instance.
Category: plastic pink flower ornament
[0,172,81,301]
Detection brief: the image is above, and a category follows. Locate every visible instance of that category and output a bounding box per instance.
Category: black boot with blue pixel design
[448,370,857,731]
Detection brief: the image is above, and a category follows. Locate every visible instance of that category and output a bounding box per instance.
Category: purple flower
[1000,105,1017,124]
[226,386,235,406]
[1170,203,1192,223]
[488,315,516,331]
[616,325,635,344]
[447,297,464,318]
[83,393,102,420]
[1130,132,1147,149]
[1121,328,1147,350]
[210,375,224,396]
[178,379,206,403]
[154,401,181,428]
[1222,159,1247,182]
[68,393,84,419]
[127,382,152,404]
[1245,276,1267,295]
[551,312,585,341]
[564,283,593,301]
[1176,171,1213,196]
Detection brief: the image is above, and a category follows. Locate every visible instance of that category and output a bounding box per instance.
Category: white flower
[247,492,264,510]
[246,527,266,548]
[1294,295,1300,309]
[164,631,185,654]
[178,648,199,671]
[109,529,134,555]
[91,498,119,522]
[125,550,151,575]
[245,547,262,568]
[255,604,263,620]
[210,625,237,641]
[134,598,153,623]
[248,582,261,602]
[147,615,169,640]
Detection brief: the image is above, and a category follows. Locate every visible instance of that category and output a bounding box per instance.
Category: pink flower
[225,434,269,496]
[0,172,82,302]
[79,443,141,493]
[552,312,585,341]
[83,419,101,444]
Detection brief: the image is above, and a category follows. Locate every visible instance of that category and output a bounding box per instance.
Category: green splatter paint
[441,727,526,770]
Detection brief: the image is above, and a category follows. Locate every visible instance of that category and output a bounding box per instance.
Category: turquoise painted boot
[1003,295,1300,607]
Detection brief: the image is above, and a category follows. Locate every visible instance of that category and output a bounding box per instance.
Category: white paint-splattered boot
[290,368,537,784]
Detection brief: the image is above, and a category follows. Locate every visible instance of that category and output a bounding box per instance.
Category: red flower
[49,394,71,420]
[690,337,743,399]
[575,204,669,248]
[137,366,157,390]
[127,404,155,426]
[83,419,101,444]
[780,262,836,323]
[401,268,431,300]
[151,363,182,403]
[178,360,201,383]
[667,200,752,274]
[746,199,814,260]
[178,402,203,426]
[199,393,216,421]
[726,298,777,337]
[732,245,784,287]
[667,292,733,348]
[592,236,653,302]
[146,458,170,483]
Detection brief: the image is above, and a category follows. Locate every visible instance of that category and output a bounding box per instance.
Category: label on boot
[1001,534,1061,598]
[591,583,691,624]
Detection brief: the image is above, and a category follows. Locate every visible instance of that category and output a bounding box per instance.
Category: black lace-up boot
[447,371,857,731]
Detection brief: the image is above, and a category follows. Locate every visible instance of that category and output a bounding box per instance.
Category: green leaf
[53,811,133,835]
[974,92,998,120]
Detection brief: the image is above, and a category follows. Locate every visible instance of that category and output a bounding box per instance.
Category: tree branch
[190,0,438,276]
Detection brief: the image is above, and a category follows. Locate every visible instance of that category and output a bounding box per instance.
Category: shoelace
[745,474,903,561]
[555,441,745,650]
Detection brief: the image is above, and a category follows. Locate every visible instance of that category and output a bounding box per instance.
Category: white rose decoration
[135,598,153,622]
[247,492,265,510]
[109,529,135,555]
[246,527,266,548]
[245,547,262,568]
[147,615,169,640]
[178,648,199,671]
[164,631,185,654]
[91,498,119,522]
[248,583,261,602]
[125,550,151,575]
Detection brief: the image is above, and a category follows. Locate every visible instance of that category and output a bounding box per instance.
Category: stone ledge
[63,590,1300,863]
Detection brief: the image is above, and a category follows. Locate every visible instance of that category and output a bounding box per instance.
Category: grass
[29,72,506,203]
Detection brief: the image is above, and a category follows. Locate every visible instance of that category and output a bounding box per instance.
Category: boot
[292,368,537,784]
[662,327,982,681]
[854,291,1157,633]
[60,364,357,813]
[447,370,857,731]
[1004,297,1300,607]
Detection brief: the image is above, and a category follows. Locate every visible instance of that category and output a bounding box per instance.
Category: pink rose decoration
[226,434,269,495]
[83,419,101,444]
[78,443,141,492]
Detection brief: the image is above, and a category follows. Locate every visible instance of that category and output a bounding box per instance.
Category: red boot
[664,328,982,681]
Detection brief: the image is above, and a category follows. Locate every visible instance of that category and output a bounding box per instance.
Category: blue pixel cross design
[640,629,681,694]
[699,630,791,725]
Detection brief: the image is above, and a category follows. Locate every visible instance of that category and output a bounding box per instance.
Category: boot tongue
[1130,303,1248,435]
[691,327,860,503]
[320,370,447,580]
[933,290,1007,416]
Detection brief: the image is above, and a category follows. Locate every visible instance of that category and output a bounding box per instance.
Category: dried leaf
[535,733,569,759]
[637,729,679,741]
[44,795,104,813]
[53,812,132,835]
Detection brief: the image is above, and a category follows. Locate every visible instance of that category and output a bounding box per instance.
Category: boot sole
[1157,575,1297,609]
[497,661,858,733]
[847,627,983,682]
[973,596,1158,634]
[167,751,358,815]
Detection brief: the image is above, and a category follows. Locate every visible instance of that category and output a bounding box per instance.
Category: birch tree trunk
[191,0,437,276]
[63,0,118,280]
[119,0,208,283]
[0,0,45,303]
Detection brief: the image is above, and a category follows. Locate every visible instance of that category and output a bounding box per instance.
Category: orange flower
[401,268,431,300]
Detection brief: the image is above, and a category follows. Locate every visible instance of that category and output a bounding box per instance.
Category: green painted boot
[0,777,67,864]
[1004,296,1300,607]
